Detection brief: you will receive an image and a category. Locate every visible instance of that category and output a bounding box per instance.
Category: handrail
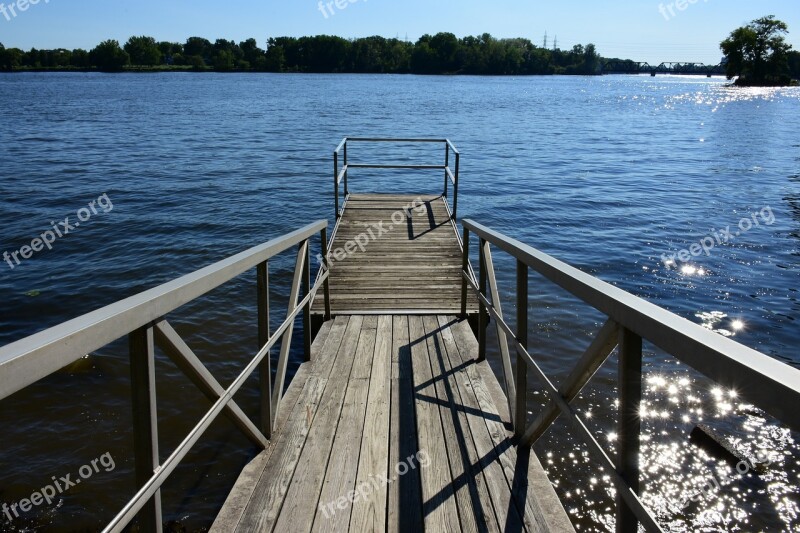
[459,218,800,533]
[347,164,446,170]
[461,219,800,428]
[345,137,448,143]
[332,137,460,221]
[0,219,327,402]
[105,268,328,532]
[0,220,331,531]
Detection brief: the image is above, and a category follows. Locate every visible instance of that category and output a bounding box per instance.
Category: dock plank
[349,315,392,532]
[408,316,462,532]
[311,324,375,532]
[236,316,361,532]
[266,317,365,533]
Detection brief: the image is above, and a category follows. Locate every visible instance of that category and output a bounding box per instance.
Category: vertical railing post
[515,260,528,437]
[617,328,643,533]
[444,141,450,198]
[303,239,312,362]
[129,325,163,533]
[257,261,273,437]
[452,152,460,221]
[460,226,469,317]
[478,237,487,362]
[343,140,349,196]
[321,227,331,320]
[334,150,340,220]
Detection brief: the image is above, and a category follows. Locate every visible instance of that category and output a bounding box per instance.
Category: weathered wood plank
[387,315,423,533]
[210,363,310,533]
[311,325,376,532]
[265,316,364,533]
[238,316,358,532]
[350,315,392,532]
[408,316,462,532]
[422,316,483,533]
[430,316,511,533]
[447,318,575,533]
[435,315,522,533]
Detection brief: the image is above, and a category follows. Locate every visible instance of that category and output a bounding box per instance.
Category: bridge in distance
[602,60,726,77]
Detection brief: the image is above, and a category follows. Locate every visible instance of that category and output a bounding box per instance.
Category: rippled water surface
[0,73,799,531]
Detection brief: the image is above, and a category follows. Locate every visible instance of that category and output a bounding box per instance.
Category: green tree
[583,44,600,74]
[187,54,207,70]
[70,49,91,68]
[214,49,235,70]
[721,15,793,85]
[789,50,800,79]
[184,37,212,62]
[264,38,286,71]
[89,40,130,71]
[124,36,162,66]
[240,38,266,70]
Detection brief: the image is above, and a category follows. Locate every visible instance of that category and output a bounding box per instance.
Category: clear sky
[0,0,798,65]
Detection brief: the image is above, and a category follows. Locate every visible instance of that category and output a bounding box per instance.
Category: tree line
[0,33,604,75]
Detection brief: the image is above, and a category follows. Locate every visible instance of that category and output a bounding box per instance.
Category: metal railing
[333,137,460,221]
[459,219,800,533]
[0,220,332,532]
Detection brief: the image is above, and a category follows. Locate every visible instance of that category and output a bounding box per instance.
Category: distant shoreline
[2,66,608,76]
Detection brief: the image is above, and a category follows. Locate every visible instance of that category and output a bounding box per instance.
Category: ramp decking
[214,187,573,532]
[311,194,479,315]
[212,315,573,532]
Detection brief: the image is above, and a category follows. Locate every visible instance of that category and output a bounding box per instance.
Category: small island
[721,15,799,86]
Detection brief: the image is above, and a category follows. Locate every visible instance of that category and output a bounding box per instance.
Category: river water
[0,72,799,531]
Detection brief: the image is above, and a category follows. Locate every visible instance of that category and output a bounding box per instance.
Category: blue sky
[0,0,798,65]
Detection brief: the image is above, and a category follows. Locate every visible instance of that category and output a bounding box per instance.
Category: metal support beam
[522,318,620,446]
[515,260,528,437]
[272,241,308,418]
[154,321,267,448]
[617,328,643,533]
[460,226,470,317]
[483,240,516,415]
[452,152,460,220]
[478,238,488,362]
[303,240,312,362]
[321,228,332,320]
[444,142,450,198]
[334,151,340,220]
[257,261,273,437]
[129,326,163,533]
[343,141,349,196]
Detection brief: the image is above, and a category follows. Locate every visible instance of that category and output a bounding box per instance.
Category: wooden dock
[216,186,572,532]
[212,315,572,532]
[11,138,795,532]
